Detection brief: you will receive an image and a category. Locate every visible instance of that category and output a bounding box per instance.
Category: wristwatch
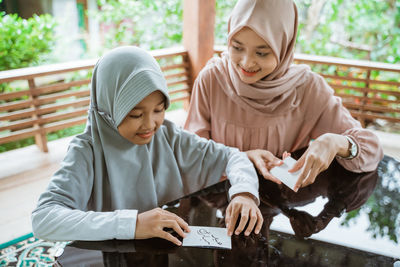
[345,136,358,159]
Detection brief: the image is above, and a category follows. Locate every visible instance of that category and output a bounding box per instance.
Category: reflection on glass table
[56,150,400,267]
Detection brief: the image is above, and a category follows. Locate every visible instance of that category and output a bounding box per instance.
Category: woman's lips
[137,132,153,139]
[240,67,259,77]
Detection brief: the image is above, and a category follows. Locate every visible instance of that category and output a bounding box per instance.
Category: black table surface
[56,151,400,267]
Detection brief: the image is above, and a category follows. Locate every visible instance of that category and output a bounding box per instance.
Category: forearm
[225,148,260,205]
[31,205,137,241]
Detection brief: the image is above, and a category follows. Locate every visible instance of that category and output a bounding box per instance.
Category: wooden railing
[215,46,400,128]
[0,47,191,152]
[1,46,399,152]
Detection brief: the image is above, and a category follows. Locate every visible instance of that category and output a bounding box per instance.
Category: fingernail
[235,231,239,235]
[227,231,232,236]
[178,241,182,246]
[245,231,249,236]
[255,230,260,234]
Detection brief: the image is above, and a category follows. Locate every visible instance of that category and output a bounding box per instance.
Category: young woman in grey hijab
[31,46,262,246]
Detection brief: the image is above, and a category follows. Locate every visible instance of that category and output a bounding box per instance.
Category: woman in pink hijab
[184,0,383,192]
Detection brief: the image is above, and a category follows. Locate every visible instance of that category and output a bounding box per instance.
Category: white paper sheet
[182,226,231,249]
[270,156,301,191]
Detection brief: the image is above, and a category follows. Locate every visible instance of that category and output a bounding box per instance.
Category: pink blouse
[184,63,383,173]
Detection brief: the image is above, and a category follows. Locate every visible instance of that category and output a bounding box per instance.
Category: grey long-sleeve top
[31,120,259,241]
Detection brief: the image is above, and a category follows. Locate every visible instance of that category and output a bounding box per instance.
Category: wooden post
[28,79,48,152]
[183,0,215,90]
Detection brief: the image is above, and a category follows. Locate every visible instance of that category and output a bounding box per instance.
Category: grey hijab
[87,46,171,212]
[79,46,228,212]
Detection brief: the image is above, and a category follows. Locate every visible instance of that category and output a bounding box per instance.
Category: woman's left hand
[290,133,349,192]
[225,193,263,236]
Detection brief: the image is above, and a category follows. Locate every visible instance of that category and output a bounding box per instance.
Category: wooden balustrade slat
[151,47,187,59]
[0,98,90,121]
[0,90,31,101]
[0,127,40,144]
[0,108,35,121]
[44,116,87,133]
[40,107,88,124]
[344,103,399,114]
[170,94,190,103]
[337,93,400,105]
[331,84,400,97]
[161,63,189,72]
[321,73,400,87]
[37,98,90,115]
[164,71,188,80]
[0,118,38,132]
[32,79,91,96]
[169,86,190,95]
[0,59,97,83]
[368,79,400,87]
[167,78,189,88]
[321,73,369,83]
[0,108,88,132]
[36,89,90,105]
[294,53,400,72]
[350,111,400,123]
[0,99,33,112]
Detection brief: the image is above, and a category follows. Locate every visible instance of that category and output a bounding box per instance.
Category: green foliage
[295,0,400,63]
[91,0,182,51]
[0,12,56,71]
[89,0,399,65]
[214,0,236,45]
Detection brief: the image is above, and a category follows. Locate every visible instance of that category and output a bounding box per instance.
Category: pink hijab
[211,0,311,115]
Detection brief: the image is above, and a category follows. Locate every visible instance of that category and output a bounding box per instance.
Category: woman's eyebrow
[232,38,270,49]
[256,45,271,49]
[232,39,242,45]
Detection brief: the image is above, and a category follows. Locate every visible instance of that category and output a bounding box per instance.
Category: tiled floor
[0,109,399,245]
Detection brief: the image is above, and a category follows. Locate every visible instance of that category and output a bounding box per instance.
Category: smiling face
[117,91,166,145]
[228,27,278,84]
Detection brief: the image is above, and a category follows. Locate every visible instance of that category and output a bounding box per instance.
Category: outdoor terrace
[0,0,399,264]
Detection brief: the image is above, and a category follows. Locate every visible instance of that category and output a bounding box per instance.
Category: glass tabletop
[56,151,400,267]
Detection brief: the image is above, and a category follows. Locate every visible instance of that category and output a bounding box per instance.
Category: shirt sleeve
[184,69,212,139]
[225,148,260,205]
[166,121,259,202]
[309,76,383,172]
[31,137,137,241]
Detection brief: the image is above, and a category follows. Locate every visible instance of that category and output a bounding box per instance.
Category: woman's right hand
[246,149,289,184]
[135,208,190,246]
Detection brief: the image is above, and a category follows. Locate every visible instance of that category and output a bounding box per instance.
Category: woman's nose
[143,115,156,129]
[241,54,255,68]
